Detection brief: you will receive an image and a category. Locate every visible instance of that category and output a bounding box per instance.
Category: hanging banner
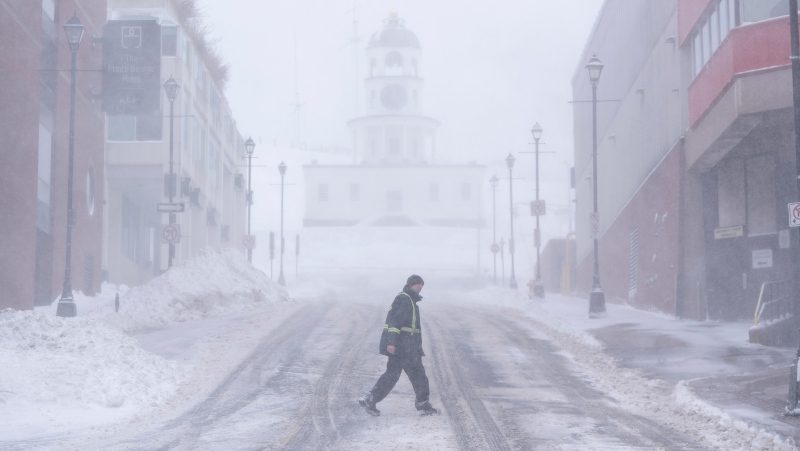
[103,20,161,114]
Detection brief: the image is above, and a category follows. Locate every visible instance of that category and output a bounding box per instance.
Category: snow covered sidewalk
[453,285,800,449]
[0,249,290,445]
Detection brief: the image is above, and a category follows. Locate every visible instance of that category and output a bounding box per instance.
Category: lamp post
[531,122,545,298]
[163,77,179,268]
[506,153,517,289]
[56,14,85,318]
[244,137,255,263]
[278,161,287,286]
[490,175,499,284]
[586,54,606,317]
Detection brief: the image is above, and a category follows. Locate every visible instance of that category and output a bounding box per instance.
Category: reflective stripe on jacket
[379,290,424,357]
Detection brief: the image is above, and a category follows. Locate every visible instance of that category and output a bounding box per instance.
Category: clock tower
[348,13,439,165]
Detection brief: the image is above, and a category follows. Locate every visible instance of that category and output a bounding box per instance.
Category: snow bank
[0,310,184,440]
[107,248,288,332]
[0,249,287,442]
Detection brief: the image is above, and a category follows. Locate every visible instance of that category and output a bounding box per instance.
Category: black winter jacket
[378,286,424,357]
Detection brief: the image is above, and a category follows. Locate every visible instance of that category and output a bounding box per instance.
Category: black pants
[370,353,430,405]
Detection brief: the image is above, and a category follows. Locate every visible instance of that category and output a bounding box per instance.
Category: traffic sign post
[161,223,181,244]
[530,200,546,216]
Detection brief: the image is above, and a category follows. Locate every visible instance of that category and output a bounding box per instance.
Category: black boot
[415,400,439,416]
[359,393,380,416]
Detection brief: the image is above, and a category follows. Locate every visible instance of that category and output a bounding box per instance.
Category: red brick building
[0,0,106,310]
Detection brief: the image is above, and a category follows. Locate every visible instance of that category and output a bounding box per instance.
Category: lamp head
[505,153,515,169]
[245,137,255,156]
[63,14,85,53]
[278,161,287,175]
[586,54,604,84]
[163,77,179,102]
[531,122,543,141]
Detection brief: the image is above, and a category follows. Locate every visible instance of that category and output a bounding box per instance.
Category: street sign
[752,249,773,269]
[243,235,256,250]
[530,200,546,216]
[161,223,181,244]
[789,202,800,227]
[713,225,744,240]
[534,228,541,247]
[157,202,185,213]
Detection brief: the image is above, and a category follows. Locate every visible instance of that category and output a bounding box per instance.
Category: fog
[198,0,603,234]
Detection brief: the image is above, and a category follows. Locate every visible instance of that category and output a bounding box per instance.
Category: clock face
[381,84,408,111]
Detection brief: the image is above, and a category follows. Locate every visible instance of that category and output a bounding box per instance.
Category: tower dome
[368,12,420,49]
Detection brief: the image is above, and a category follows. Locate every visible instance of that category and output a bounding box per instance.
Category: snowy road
[48,296,717,450]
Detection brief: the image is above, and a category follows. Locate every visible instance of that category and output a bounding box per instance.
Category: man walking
[359,274,439,416]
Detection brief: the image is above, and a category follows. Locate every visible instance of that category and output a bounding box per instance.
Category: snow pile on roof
[107,248,288,332]
[0,310,185,440]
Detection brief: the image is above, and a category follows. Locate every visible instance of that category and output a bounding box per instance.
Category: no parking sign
[789,202,800,227]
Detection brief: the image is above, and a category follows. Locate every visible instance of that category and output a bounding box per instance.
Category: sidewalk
[539,293,800,443]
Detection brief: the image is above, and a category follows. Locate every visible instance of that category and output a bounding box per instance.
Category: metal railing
[753,279,794,327]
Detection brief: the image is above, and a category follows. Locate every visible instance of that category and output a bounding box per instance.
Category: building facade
[304,13,484,227]
[0,0,106,309]
[104,0,248,286]
[574,0,799,336]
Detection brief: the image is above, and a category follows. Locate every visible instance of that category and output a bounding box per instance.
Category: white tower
[348,13,439,165]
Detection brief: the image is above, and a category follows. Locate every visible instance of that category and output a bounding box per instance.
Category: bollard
[786,329,800,415]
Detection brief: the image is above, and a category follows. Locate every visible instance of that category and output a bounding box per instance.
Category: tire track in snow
[425,311,514,451]
[278,303,382,450]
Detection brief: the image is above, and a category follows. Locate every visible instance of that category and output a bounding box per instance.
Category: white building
[104,0,248,285]
[303,13,484,227]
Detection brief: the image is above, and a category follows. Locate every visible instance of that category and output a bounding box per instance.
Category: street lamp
[506,153,517,289]
[244,137,255,263]
[489,175,499,285]
[56,14,85,318]
[163,77,179,268]
[531,122,545,299]
[278,161,287,286]
[586,53,606,317]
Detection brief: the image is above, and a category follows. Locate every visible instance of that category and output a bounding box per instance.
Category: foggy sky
[192,0,604,244]
[197,0,602,167]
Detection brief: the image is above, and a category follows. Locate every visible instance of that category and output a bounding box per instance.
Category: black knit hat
[406,274,424,287]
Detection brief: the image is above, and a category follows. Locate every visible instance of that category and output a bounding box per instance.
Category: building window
[717,158,745,228]
[691,0,741,79]
[387,191,403,211]
[108,113,163,141]
[350,183,360,201]
[461,183,472,201]
[717,154,776,235]
[121,196,141,263]
[42,0,55,21]
[385,51,403,67]
[161,24,178,56]
[429,183,439,201]
[710,9,720,54]
[740,0,788,24]
[746,154,776,235]
[318,184,329,202]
